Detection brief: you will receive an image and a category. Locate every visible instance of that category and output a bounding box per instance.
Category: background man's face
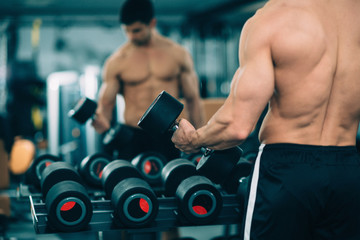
[123,21,152,46]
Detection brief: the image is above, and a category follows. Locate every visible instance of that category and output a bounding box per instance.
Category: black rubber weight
[111,177,158,227]
[68,97,97,124]
[101,160,143,199]
[237,176,250,207]
[41,162,83,198]
[131,151,167,185]
[25,154,61,189]
[176,175,222,225]
[221,159,253,194]
[189,152,204,166]
[79,153,111,187]
[45,180,93,232]
[102,123,135,147]
[196,146,243,185]
[137,91,184,135]
[161,159,197,196]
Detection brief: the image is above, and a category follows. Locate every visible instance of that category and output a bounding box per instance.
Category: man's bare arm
[179,49,205,129]
[92,58,121,133]
[172,18,275,152]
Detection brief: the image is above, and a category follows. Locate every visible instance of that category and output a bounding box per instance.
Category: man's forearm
[191,101,251,150]
[97,98,115,122]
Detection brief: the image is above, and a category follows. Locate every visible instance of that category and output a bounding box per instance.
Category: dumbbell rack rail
[29,192,243,237]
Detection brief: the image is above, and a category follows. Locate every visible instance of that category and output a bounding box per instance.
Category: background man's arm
[179,49,205,129]
[172,18,275,152]
[92,58,121,134]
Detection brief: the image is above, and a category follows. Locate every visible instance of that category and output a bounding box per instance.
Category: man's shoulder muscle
[156,35,186,56]
[107,44,130,65]
[245,3,325,65]
[104,45,131,77]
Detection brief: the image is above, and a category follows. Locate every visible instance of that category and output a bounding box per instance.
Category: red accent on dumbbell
[140,198,149,213]
[60,201,76,211]
[144,161,152,174]
[193,205,207,215]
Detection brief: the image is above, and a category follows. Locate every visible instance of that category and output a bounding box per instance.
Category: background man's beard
[133,36,151,46]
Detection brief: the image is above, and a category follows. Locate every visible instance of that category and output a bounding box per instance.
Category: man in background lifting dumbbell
[172,0,360,239]
[91,0,204,161]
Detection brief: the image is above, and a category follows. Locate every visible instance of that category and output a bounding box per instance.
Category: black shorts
[241,143,360,240]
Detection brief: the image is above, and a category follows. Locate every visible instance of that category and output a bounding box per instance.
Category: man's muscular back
[106,34,187,127]
[257,0,360,146]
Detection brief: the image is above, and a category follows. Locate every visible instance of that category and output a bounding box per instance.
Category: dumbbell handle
[171,120,214,156]
[203,148,214,156]
[170,121,179,132]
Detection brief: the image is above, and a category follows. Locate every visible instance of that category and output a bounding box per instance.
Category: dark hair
[119,0,155,25]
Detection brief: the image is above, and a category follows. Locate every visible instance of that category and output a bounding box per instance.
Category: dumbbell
[68,97,134,147]
[40,161,93,232]
[138,91,184,135]
[131,151,168,187]
[101,160,158,227]
[161,158,222,225]
[25,154,62,189]
[242,150,258,163]
[138,91,246,194]
[195,146,252,195]
[237,175,250,208]
[78,153,112,188]
[181,150,205,166]
[219,158,253,194]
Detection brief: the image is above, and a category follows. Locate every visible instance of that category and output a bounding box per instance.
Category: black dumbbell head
[111,177,158,227]
[161,158,197,196]
[103,123,135,148]
[131,151,167,186]
[41,162,83,198]
[138,91,184,135]
[25,154,61,189]
[45,180,93,232]
[221,159,253,194]
[176,175,222,225]
[242,151,258,162]
[237,176,250,207]
[68,97,97,124]
[196,146,243,184]
[188,152,204,166]
[79,153,112,187]
[101,160,143,199]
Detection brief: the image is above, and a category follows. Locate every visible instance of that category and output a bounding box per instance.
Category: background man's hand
[91,113,111,134]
